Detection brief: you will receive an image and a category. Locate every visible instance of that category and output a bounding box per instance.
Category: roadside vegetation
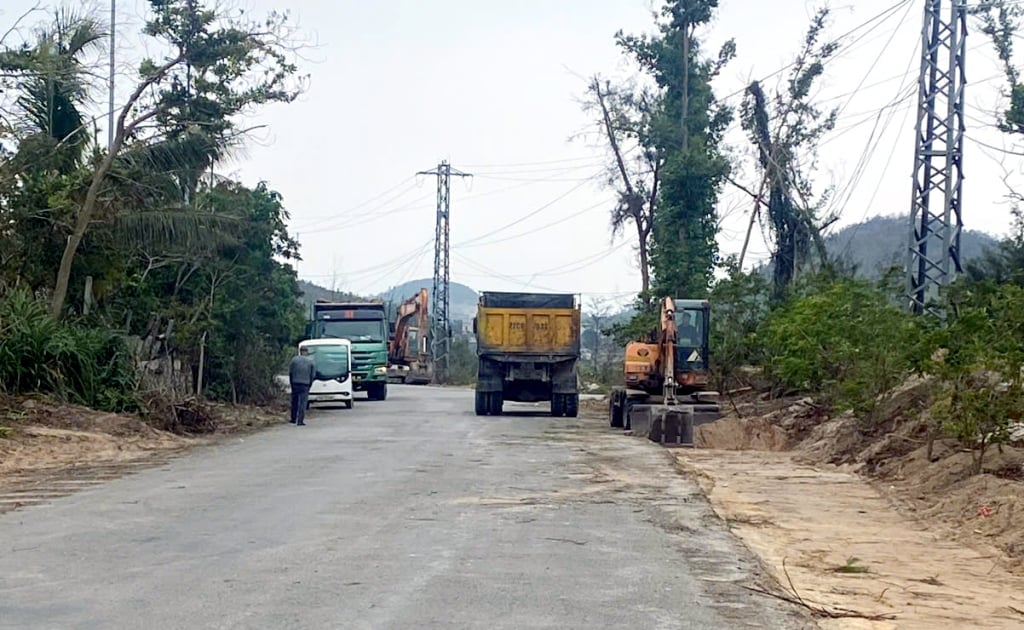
[582,0,1024,478]
[0,1,307,435]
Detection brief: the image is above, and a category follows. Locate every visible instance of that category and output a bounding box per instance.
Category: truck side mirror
[472,317,477,334]
[304,322,313,338]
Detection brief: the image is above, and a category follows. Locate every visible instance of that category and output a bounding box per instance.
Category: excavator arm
[659,297,677,404]
[389,288,429,364]
[387,288,432,384]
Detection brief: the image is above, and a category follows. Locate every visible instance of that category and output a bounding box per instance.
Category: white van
[299,338,354,409]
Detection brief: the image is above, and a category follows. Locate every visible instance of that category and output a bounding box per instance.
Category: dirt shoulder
[674,388,1024,629]
[679,449,1024,629]
[0,394,285,510]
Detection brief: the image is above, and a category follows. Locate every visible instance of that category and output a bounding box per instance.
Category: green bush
[763,278,924,423]
[0,289,137,411]
[928,282,1024,473]
[448,336,477,386]
[708,258,771,389]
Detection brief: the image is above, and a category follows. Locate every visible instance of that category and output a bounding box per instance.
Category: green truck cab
[306,300,389,400]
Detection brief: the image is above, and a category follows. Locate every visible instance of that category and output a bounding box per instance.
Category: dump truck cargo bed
[474,291,581,417]
[476,292,580,356]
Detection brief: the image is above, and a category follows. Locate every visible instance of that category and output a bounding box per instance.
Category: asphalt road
[0,386,813,629]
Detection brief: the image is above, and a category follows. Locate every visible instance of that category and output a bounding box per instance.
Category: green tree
[707,256,771,389]
[764,277,925,423]
[0,9,106,292]
[616,0,736,299]
[48,0,305,318]
[588,0,735,345]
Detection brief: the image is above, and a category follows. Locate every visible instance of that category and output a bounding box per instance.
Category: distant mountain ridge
[825,214,998,278]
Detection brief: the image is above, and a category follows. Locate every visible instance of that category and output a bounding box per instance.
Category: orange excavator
[608,297,721,436]
[387,288,432,385]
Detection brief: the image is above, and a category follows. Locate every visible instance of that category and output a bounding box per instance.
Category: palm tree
[4,8,106,170]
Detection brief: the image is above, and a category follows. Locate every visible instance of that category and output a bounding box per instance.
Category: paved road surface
[0,386,812,629]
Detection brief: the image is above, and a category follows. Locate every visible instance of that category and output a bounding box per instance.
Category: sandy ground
[677,450,1024,629]
[0,395,284,496]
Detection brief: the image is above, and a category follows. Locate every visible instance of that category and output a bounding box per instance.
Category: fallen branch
[743,558,897,621]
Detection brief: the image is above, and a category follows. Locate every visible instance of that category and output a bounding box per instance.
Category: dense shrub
[763,278,925,423]
[927,282,1024,472]
[0,289,137,411]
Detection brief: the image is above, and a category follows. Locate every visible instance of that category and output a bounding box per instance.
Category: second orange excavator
[387,288,432,385]
[608,297,721,442]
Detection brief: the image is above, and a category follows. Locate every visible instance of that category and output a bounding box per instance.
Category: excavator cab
[672,300,711,393]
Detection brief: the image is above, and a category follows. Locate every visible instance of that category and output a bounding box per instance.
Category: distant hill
[376,279,479,322]
[825,214,999,278]
[296,280,365,313]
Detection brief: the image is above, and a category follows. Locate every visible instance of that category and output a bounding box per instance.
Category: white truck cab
[300,338,354,409]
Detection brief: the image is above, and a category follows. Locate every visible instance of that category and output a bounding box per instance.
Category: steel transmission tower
[417,161,471,383]
[906,0,967,316]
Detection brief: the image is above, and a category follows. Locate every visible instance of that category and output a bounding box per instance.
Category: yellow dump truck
[473,291,581,417]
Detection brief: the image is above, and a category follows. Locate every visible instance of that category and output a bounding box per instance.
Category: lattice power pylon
[417,161,471,383]
[906,0,967,316]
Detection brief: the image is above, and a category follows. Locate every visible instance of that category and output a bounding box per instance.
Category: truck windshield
[674,308,704,347]
[305,344,350,379]
[315,320,386,343]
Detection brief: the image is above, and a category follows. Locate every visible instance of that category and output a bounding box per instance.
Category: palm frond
[107,207,243,255]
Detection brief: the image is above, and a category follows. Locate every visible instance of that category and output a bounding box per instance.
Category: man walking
[288,346,316,426]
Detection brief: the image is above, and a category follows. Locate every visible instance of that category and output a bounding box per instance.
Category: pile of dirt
[0,393,286,488]
[694,415,789,450]
[579,398,607,417]
[0,395,187,478]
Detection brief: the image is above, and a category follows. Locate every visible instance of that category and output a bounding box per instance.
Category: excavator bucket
[627,404,696,446]
[691,401,722,426]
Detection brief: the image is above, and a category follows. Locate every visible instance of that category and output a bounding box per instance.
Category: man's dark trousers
[290,383,310,425]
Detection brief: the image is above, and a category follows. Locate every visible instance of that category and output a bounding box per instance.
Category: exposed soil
[678,450,1024,629]
[0,393,287,507]
[580,379,1024,627]
[670,381,1024,628]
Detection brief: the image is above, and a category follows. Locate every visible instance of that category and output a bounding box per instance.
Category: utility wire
[454,170,604,247]
[453,196,613,249]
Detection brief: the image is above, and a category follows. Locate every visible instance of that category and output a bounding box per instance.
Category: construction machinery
[387,288,432,384]
[608,297,721,443]
[474,291,581,417]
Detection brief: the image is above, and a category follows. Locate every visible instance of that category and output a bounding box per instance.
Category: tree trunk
[196,330,207,397]
[637,223,650,295]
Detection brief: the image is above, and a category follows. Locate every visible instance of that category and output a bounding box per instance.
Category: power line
[453,170,603,247]
[291,177,419,229]
[718,0,916,104]
[454,196,613,249]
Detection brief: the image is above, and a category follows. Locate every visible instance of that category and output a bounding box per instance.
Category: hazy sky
[2,1,1018,308]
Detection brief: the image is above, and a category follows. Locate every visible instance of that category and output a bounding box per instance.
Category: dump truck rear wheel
[488,392,503,415]
[551,394,564,417]
[565,394,578,418]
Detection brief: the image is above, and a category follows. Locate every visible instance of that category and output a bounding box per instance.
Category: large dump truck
[473,291,581,417]
[306,300,389,400]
